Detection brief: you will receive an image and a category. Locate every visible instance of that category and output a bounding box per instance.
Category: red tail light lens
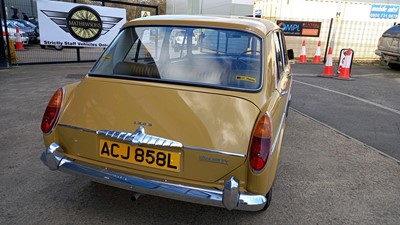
[377,37,382,49]
[250,113,272,171]
[41,88,64,133]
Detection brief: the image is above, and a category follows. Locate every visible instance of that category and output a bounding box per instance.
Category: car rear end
[375,24,400,69]
[40,16,284,211]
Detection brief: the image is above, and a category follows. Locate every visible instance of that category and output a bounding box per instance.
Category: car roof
[123,15,279,37]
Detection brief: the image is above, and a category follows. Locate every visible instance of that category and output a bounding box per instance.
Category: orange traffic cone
[313,41,321,64]
[15,27,25,51]
[319,47,334,77]
[298,40,307,63]
[336,48,353,80]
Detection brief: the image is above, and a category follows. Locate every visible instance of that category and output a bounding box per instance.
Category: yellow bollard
[4,37,18,63]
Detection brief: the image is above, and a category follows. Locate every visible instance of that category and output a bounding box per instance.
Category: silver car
[2,26,29,45]
[375,24,400,70]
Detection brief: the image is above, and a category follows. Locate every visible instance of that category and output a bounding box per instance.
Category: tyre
[388,63,400,70]
[54,45,63,51]
[260,187,273,211]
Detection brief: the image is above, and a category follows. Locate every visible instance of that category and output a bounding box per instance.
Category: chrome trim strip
[185,146,245,158]
[270,79,291,155]
[58,123,97,133]
[270,113,286,155]
[58,124,245,157]
[40,143,266,211]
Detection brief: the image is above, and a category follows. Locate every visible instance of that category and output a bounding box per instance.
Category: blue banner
[370,4,399,19]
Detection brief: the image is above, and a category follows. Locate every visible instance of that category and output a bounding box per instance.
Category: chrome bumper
[41,142,266,211]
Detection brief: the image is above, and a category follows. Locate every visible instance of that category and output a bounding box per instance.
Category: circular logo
[66,6,102,42]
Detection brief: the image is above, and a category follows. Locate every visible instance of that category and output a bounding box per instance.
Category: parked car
[10,19,39,43]
[2,26,29,45]
[375,24,400,70]
[40,15,293,211]
[6,19,37,43]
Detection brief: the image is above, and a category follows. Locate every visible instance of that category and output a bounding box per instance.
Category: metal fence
[1,0,159,65]
[2,1,395,65]
[278,17,395,62]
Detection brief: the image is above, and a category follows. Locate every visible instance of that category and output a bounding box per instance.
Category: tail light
[41,88,64,133]
[377,37,382,49]
[249,113,273,171]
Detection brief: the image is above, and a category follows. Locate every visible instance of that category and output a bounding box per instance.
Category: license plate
[99,139,180,172]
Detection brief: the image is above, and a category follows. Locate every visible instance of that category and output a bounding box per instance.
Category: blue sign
[370,4,399,19]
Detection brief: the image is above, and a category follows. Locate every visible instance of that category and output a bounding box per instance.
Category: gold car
[40,15,293,211]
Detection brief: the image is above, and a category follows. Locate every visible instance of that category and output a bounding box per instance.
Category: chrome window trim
[270,83,291,155]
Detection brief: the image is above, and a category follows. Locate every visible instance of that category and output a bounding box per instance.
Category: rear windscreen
[90,26,263,91]
[383,25,400,37]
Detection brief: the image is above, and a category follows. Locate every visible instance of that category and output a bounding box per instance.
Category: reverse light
[41,88,64,134]
[250,113,273,171]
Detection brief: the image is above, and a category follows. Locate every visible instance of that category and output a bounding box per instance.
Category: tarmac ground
[0,63,399,224]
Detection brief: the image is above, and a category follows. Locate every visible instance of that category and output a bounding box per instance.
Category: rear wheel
[54,45,63,51]
[260,187,273,211]
[388,63,400,70]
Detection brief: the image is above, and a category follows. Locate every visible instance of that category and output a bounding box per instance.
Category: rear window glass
[383,24,400,37]
[90,26,262,90]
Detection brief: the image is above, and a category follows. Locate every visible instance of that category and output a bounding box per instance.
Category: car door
[270,30,291,146]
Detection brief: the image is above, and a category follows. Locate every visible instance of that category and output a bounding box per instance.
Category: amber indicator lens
[250,113,272,171]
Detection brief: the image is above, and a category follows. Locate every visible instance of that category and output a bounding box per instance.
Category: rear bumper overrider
[41,142,266,211]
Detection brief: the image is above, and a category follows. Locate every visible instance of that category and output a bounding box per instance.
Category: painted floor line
[290,107,400,164]
[293,80,400,116]
[293,73,394,78]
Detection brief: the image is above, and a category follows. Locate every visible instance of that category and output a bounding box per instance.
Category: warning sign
[141,11,150,17]
[337,48,354,74]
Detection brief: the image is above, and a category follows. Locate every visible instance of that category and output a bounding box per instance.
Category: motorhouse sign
[370,4,399,19]
[37,0,126,48]
[277,20,321,37]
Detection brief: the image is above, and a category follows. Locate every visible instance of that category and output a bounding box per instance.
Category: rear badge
[134,121,152,127]
[199,155,228,165]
